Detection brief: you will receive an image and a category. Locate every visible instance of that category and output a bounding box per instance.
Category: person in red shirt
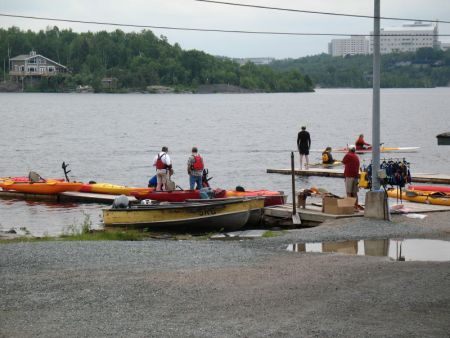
[355,134,371,150]
[342,145,360,210]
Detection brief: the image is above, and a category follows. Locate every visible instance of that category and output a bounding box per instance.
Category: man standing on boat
[297,126,311,170]
[342,145,360,211]
[153,146,172,191]
[187,147,204,190]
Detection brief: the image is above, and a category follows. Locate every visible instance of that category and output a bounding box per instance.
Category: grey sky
[1,0,449,58]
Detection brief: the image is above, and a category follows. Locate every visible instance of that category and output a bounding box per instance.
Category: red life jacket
[191,154,204,171]
[155,153,167,170]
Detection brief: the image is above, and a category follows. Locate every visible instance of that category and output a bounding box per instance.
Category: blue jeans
[189,175,202,190]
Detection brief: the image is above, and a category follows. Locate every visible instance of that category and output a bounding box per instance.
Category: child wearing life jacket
[322,146,335,164]
[187,147,204,190]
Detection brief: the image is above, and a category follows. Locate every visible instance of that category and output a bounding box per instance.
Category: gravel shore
[1,211,450,337]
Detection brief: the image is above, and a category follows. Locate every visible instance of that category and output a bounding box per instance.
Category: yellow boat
[103,197,263,231]
[80,182,149,196]
[386,188,450,206]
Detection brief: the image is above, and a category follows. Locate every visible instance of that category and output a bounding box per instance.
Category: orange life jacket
[191,154,204,171]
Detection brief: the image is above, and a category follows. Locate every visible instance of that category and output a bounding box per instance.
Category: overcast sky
[1,0,449,59]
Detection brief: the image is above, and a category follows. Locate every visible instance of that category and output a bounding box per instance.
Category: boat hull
[0,180,83,194]
[103,198,256,231]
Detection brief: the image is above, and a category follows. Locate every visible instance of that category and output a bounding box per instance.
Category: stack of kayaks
[0,177,83,195]
[80,182,150,196]
[132,189,287,207]
[386,185,450,206]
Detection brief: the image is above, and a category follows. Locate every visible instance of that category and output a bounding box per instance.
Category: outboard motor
[112,194,129,209]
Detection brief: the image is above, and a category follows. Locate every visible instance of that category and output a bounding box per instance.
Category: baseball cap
[349,145,356,151]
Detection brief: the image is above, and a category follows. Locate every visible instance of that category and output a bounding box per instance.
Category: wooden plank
[0,190,58,201]
[264,203,363,223]
[59,192,137,204]
[267,168,450,184]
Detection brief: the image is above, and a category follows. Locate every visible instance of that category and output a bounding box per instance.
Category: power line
[195,0,450,24]
[1,13,450,37]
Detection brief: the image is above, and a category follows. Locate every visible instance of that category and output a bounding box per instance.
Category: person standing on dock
[342,145,360,211]
[297,126,311,170]
[153,146,172,191]
[187,147,204,190]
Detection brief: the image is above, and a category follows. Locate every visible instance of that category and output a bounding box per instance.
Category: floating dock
[266,168,450,185]
[0,190,136,204]
[264,199,450,226]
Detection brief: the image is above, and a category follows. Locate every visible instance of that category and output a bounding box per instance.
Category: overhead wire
[1,13,449,37]
[194,0,450,24]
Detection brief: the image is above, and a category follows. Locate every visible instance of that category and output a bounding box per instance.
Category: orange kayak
[225,190,286,207]
[0,179,83,194]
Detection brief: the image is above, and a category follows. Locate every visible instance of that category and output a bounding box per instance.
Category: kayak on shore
[386,187,450,206]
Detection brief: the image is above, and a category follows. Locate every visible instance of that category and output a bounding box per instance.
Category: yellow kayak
[80,182,149,196]
[386,188,450,206]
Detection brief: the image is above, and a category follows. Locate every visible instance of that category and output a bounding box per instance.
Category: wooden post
[291,152,300,224]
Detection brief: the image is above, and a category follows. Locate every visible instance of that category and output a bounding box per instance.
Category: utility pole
[372,0,381,190]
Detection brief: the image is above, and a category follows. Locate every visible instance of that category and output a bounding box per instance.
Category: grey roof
[9,54,30,61]
[10,53,67,69]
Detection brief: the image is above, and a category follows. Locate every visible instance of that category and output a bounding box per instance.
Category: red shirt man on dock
[342,145,360,210]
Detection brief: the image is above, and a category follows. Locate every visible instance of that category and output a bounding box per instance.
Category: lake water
[1,88,449,235]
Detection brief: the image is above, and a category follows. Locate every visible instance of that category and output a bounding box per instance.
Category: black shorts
[298,145,309,155]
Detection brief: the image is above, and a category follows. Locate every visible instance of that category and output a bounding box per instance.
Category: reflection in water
[287,239,450,262]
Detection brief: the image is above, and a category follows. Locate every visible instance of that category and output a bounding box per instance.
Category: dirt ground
[1,211,450,337]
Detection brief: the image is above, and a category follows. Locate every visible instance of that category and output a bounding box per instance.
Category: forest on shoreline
[0,26,314,93]
[270,48,450,88]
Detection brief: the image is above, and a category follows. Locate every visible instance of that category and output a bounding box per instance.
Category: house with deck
[9,51,68,79]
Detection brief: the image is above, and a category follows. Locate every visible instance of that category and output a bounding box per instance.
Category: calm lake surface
[1,88,449,235]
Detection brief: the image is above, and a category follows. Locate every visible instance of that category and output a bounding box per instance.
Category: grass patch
[262,230,285,238]
[60,229,147,241]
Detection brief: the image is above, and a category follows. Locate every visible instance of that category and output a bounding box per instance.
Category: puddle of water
[287,239,450,262]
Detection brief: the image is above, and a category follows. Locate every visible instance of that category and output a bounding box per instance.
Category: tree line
[269,48,450,88]
[0,26,314,93]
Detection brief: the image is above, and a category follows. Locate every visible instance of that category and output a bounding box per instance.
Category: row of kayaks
[0,176,287,207]
[386,185,450,206]
[311,146,420,155]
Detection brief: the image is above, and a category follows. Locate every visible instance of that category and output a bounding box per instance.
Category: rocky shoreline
[1,211,449,337]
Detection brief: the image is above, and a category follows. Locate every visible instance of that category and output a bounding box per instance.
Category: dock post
[291,152,300,224]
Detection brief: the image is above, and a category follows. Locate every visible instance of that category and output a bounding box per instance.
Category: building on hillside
[9,50,68,80]
[370,21,440,54]
[328,36,370,57]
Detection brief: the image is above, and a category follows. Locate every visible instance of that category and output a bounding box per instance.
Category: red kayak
[132,189,201,202]
[225,190,287,207]
[408,185,450,193]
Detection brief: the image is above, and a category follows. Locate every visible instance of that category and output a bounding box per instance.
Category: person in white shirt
[152,146,172,191]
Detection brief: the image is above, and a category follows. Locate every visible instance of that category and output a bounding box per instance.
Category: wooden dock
[267,168,450,184]
[0,190,136,204]
[264,203,363,225]
[264,198,450,225]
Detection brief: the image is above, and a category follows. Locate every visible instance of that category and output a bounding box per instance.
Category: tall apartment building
[328,36,369,57]
[370,21,439,54]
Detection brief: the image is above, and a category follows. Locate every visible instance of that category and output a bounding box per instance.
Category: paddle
[291,152,301,225]
[61,161,71,182]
